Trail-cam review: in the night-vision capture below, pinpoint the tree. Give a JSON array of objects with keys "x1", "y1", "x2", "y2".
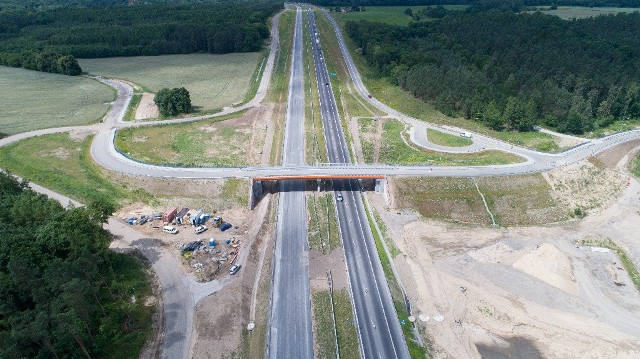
[
  {"x1": 86, "y1": 197, "x2": 116, "y2": 227},
  {"x1": 56, "y1": 55, "x2": 82, "y2": 76},
  {"x1": 154, "y1": 87, "x2": 192, "y2": 117}
]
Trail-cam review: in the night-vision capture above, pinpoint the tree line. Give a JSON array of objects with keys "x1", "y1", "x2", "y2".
[
  {"x1": 0, "y1": 50, "x2": 82, "y2": 75},
  {"x1": 310, "y1": 0, "x2": 640, "y2": 7},
  {"x1": 0, "y1": 1, "x2": 281, "y2": 74},
  {"x1": 345, "y1": 10, "x2": 640, "y2": 133},
  {"x1": 0, "y1": 172, "x2": 153, "y2": 358}
]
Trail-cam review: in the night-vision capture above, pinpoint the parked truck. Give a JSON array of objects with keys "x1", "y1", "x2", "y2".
[{"x1": 162, "y1": 208, "x2": 177, "y2": 223}]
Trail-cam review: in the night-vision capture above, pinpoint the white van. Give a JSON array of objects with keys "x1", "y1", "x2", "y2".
[{"x1": 163, "y1": 226, "x2": 178, "y2": 234}]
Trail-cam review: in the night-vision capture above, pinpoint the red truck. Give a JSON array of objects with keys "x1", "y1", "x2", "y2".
[{"x1": 162, "y1": 208, "x2": 177, "y2": 223}]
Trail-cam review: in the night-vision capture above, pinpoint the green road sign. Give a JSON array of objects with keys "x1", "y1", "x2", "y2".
[{"x1": 330, "y1": 71, "x2": 337, "y2": 77}]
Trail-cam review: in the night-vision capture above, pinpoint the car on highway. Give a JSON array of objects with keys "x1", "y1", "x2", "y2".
[
  {"x1": 336, "y1": 193, "x2": 343, "y2": 202},
  {"x1": 194, "y1": 225, "x2": 207, "y2": 234},
  {"x1": 229, "y1": 264, "x2": 241, "y2": 275}
]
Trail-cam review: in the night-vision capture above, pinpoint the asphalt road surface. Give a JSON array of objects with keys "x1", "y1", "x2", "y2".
[
  {"x1": 267, "y1": 7, "x2": 314, "y2": 359},
  {"x1": 308, "y1": 9, "x2": 411, "y2": 358}
]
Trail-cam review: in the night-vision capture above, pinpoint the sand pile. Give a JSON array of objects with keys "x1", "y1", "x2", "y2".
[{"x1": 512, "y1": 243, "x2": 577, "y2": 294}]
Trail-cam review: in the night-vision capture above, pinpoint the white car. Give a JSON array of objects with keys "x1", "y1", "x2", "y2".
[
  {"x1": 336, "y1": 193, "x2": 343, "y2": 202},
  {"x1": 163, "y1": 226, "x2": 178, "y2": 234},
  {"x1": 229, "y1": 264, "x2": 241, "y2": 275},
  {"x1": 194, "y1": 225, "x2": 207, "y2": 234}
]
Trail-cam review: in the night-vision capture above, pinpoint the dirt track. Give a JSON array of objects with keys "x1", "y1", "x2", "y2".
[{"x1": 373, "y1": 143, "x2": 640, "y2": 359}]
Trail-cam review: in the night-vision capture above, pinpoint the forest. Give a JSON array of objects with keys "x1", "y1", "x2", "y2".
[
  {"x1": 345, "y1": 10, "x2": 640, "y2": 133},
  {"x1": 0, "y1": 1, "x2": 281, "y2": 74},
  {"x1": 0, "y1": 173, "x2": 154, "y2": 358},
  {"x1": 311, "y1": 0, "x2": 640, "y2": 7}
]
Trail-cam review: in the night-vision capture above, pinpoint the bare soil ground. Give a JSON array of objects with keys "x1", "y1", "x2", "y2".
[
  {"x1": 135, "y1": 93, "x2": 159, "y2": 120},
  {"x1": 374, "y1": 142, "x2": 640, "y2": 359}
]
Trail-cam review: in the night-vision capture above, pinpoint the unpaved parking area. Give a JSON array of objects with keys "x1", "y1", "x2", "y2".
[
  {"x1": 135, "y1": 93, "x2": 159, "y2": 120},
  {"x1": 373, "y1": 143, "x2": 640, "y2": 359}
]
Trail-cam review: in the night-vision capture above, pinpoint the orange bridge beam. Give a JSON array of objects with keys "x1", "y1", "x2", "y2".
[{"x1": 253, "y1": 175, "x2": 384, "y2": 181}]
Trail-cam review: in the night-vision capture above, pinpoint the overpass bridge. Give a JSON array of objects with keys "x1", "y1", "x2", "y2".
[{"x1": 249, "y1": 175, "x2": 387, "y2": 209}]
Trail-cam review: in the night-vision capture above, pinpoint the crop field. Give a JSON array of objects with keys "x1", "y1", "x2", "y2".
[
  {"x1": 0, "y1": 66, "x2": 114, "y2": 136},
  {"x1": 79, "y1": 53, "x2": 261, "y2": 112},
  {"x1": 359, "y1": 119, "x2": 524, "y2": 166},
  {"x1": 393, "y1": 175, "x2": 568, "y2": 226},
  {"x1": 115, "y1": 109, "x2": 268, "y2": 168},
  {"x1": 533, "y1": 6, "x2": 639, "y2": 19}
]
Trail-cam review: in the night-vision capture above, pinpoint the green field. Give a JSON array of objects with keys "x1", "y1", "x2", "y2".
[
  {"x1": 0, "y1": 132, "x2": 150, "y2": 205},
  {"x1": 80, "y1": 53, "x2": 261, "y2": 112},
  {"x1": 532, "y1": 6, "x2": 639, "y2": 19},
  {"x1": 393, "y1": 175, "x2": 568, "y2": 226},
  {"x1": 115, "y1": 110, "x2": 262, "y2": 168},
  {"x1": 427, "y1": 128, "x2": 472, "y2": 147},
  {"x1": 334, "y1": 6, "x2": 467, "y2": 25},
  {"x1": 360, "y1": 119, "x2": 524, "y2": 166},
  {"x1": 0, "y1": 66, "x2": 114, "y2": 136}
]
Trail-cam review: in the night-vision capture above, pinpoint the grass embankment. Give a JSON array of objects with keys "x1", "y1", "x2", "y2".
[
  {"x1": 0, "y1": 66, "x2": 113, "y2": 135},
  {"x1": 0, "y1": 132, "x2": 151, "y2": 205},
  {"x1": 360, "y1": 119, "x2": 524, "y2": 166},
  {"x1": 580, "y1": 237, "x2": 640, "y2": 292},
  {"x1": 588, "y1": 119, "x2": 640, "y2": 139},
  {"x1": 80, "y1": 53, "x2": 261, "y2": 113},
  {"x1": 326, "y1": 11, "x2": 562, "y2": 152},
  {"x1": 363, "y1": 198, "x2": 427, "y2": 359},
  {"x1": 394, "y1": 175, "x2": 568, "y2": 226},
  {"x1": 427, "y1": 128, "x2": 472, "y2": 147},
  {"x1": 115, "y1": 110, "x2": 260, "y2": 168},
  {"x1": 307, "y1": 193, "x2": 341, "y2": 253},
  {"x1": 124, "y1": 93, "x2": 143, "y2": 121},
  {"x1": 268, "y1": 10, "x2": 295, "y2": 165},
  {"x1": 632, "y1": 152, "x2": 640, "y2": 179},
  {"x1": 241, "y1": 50, "x2": 270, "y2": 105}
]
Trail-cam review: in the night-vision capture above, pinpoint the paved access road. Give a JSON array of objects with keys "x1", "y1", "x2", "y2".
[
  {"x1": 267, "y1": 7, "x2": 314, "y2": 359},
  {"x1": 308, "y1": 9, "x2": 411, "y2": 358}
]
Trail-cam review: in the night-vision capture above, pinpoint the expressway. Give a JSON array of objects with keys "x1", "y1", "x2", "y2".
[
  {"x1": 308, "y1": 9, "x2": 411, "y2": 358},
  {"x1": 267, "y1": 7, "x2": 314, "y2": 359}
]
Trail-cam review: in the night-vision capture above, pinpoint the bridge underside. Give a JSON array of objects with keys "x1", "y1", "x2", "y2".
[{"x1": 249, "y1": 175, "x2": 386, "y2": 209}]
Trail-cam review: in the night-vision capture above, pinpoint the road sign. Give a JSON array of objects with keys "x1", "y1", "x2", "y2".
[{"x1": 330, "y1": 71, "x2": 337, "y2": 77}]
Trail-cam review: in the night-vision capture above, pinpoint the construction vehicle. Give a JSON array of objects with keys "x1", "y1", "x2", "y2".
[{"x1": 212, "y1": 216, "x2": 223, "y2": 228}]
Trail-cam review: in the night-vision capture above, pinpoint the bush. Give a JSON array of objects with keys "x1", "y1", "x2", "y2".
[{"x1": 154, "y1": 87, "x2": 192, "y2": 117}]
